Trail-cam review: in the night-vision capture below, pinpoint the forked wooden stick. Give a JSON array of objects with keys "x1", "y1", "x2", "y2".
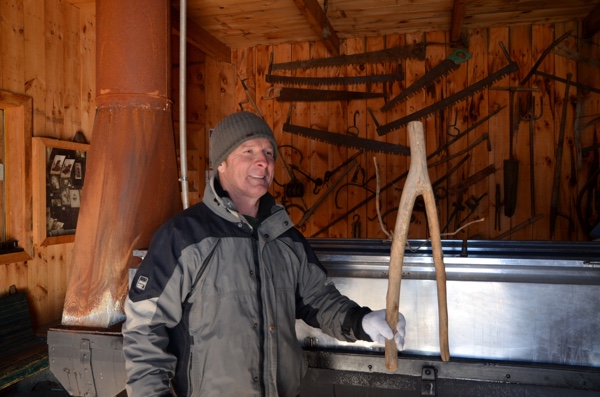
[{"x1": 385, "y1": 121, "x2": 450, "y2": 371}]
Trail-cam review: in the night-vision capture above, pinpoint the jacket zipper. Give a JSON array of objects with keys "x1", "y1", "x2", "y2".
[
  {"x1": 187, "y1": 346, "x2": 194, "y2": 395},
  {"x1": 251, "y1": 233, "x2": 266, "y2": 396},
  {"x1": 184, "y1": 241, "x2": 221, "y2": 396}
]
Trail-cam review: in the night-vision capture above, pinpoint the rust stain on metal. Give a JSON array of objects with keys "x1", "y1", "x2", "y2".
[{"x1": 62, "y1": 0, "x2": 182, "y2": 328}]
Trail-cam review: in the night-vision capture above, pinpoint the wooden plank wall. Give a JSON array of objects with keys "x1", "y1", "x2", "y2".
[
  {"x1": 0, "y1": 0, "x2": 94, "y2": 326},
  {"x1": 224, "y1": 22, "x2": 599, "y2": 242},
  {"x1": 1, "y1": 1, "x2": 599, "y2": 330}
]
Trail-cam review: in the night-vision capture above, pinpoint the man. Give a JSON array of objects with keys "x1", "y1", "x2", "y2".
[{"x1": 123, "y1": 111, "x2": 406, "y2": 397}]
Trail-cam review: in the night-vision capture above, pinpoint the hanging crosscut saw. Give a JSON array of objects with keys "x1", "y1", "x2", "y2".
[
  {"x1": 266, "y1": 71, "x2": 405, "y2": 87},
  {"x1": 265, "y1": 86, "x2": 385, "y2": 102},
  {"x1": 377, "y1": 42, "x2": 518, "y2": 136},
  {"x1": 381, "y1": 48, "x2": 471, "y2": 112},
  {"x1": 266, "y1": 52, "x2": 405, "y2": 86},
  {"x1": 269, "y1": 42, "x2": 427, "y2": 72},
  {"x1": 282, "y1": 107, "x2": 410, "y2": 155}
]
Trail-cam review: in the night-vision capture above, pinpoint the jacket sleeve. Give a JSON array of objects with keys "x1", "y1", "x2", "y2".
[
  {"x1": 122, "y1": 223, "x2": 189, "y2": 397},
  {"x1": 293, "y1": 233, "x2": 373, "y2": 342}
]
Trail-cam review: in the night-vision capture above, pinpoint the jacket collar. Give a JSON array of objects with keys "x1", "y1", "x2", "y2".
[{"x1": 204, "y1": 176, "x2": 294, "y2": 238}]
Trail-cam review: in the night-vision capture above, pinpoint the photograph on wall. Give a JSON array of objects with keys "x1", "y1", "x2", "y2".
[
  {"x1": 74, "y1": 162, "x2": 83, "y2": 180},
  {"x1": 50, "y1": 175, "x2": 61, "y2": 192},
  {"x1": 45, "y1": 146, "x2": 87, "y2": 237},
  {"x1": 50, "y1": 154, "x2": 66, "y2": 175},
  {"x1": 70, "y1": 189, "x2": 81, "y2": 208},
  {"x1": 61, "y1": 159, "x2": 75, "y2": 178}
]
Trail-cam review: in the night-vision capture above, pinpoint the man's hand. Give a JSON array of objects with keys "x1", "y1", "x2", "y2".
[{"x1": 362, "y1": 309, "x2": 406, "y2": 350}]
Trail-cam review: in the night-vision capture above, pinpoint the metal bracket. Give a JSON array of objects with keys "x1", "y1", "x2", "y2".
[
  {"x1": 80, "y1": 339, "x2": 97, "y2": 397},
  {"x1": 421, "y1": 366, "x2": 436, "y2": 396}
]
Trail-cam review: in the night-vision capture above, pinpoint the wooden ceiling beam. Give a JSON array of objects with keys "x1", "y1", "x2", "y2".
[
  {"x1": 450, "y1": 0, "x2": 467, "y2": 46},
  {"x1": 583, "y1": 3, "x2": 600, "y2": 39},
  {"x1": 292, "y1": 0, "x2": 340, "y2": 56},
  {"x1": 171, "y1": 7, "x2": 231, "y2": 63}
]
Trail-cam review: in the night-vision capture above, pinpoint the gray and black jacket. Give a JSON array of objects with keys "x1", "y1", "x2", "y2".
[{"x1": 123, "y1": 177, "x2": 372, "y2": 397}]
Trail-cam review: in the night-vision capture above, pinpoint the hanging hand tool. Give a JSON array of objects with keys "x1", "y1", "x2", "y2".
[
  {"x1": 442, "y1": 192, "x2": 466, "y2": 234},
  {"x1": 284, "y1": 178, "x2": 305, "y2": 198},
  {"x1": 428, "y1": 154, "x2": 471, "y2": 201},
  {"x1": 282, "y1": 106, "x2": 411, "y2": 155},
  {"x1": 495, "y1": 184, "x2": 502, "y2": 231},
  {"x1": 520, "y1": 94, "x2": 543, "y2": 216},
  {"x1": 569, "y1": 138, "x2": 578, "y2": 188},
  {"x1": 552, "y1": 44, "x2": 600, "y2": 68},
  {"x1": 490, "y1": 85, "x2": 540, "y2": 217},
  {"x1": 334, "y1": 178, "x2": 374, "y2": 210},
  {"x1": 352, "y1": 214, "x2": 362, "y2": 238},
  {"x1": 457, "y1": 193, "x2": 488, "y2": 231},
  {"x1": 311, "y1": 107, "x2": 507, "y2": 237},
  {"x1": 296, "y1": 160, "x2": 359, "y2": 227},
  {"x1": 385, "y1": 121, "x2": 449, "y2": 372},
  {"x1": 428, "y1": 132, "x2": 491, "y2": 169},
  {"x1": 322, "y1": 150, "x2": 364, "y2": 184},
  {"x1": 576, "y1": 132, "x2": 599, "y2": 237},
  {"x1": 289, "y1": 164, "x2": 325, "y2": 195},
  {"x1": 265, "y1": 86, "x2": 385, "y2": 102},
  {"x1": 573, "y1": 93, "x2": 583, "y2": 171},
  {"x1": 239, "y1": 75, "x2": 263, "y2": 117},
  {"x1": 377, "y1": 42, "x2": 518, "y2": 136},
  {"x1": 381, "y1": 48, "x2": 471, "y2": 112},
  {"x1": 520, "y1": 30, "x2": 572, "y2": 85},
  {"x1": 503, "y1": 84, "x2": 521, "y2": 215},
  {"x1": 346, "y1": 110, "x2": 360, "y2": 136},
  {"x1": 265, "y1": 49, "x2": 404, "y2": 86},
  {"x1": 550, "y1": 73, "x2": 572, "y2": 239},
  {"x1": 269, "y1": 42, "x2": 427, "y2": 72},
  {"x1": 266, "y1": 69, "x2": 405, "y2": 86},
  {"x1": 276, "y1": 144, "x2": 310, "y2": 210},
  {"x1": 493, "y1": 214, "x2": 544, "y2": 240},
  {"x1": 266, "y1": 72, "x2": 405, "y2": 87},
  {"x1": 533, "y1": 70, "x2": 600, "y2": 95},
  {"x1": 446, "y1": 164, "x2": 497, "y2": 197}
]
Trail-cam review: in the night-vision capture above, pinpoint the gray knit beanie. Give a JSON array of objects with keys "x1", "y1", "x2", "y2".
[{"x1": 209, "y1": 111, "x2": 277, "y2": 168}]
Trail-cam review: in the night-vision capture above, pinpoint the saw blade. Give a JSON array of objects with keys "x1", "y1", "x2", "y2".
[
  {"x1": 282, "y1": 122, "x2": 410, "y2": 155},
  {"x1": 377, "y1": 59, "x2": 519, "y2": 136},
  {"x1": 265, "y1": 72, "x2": 404, "y2": 87},
  {"x1": 381, "y1": 48, "x2": 471, "y2": 112},
  {"x1": 266, "y1": 87, "x2": 385, "y2": 102},
  {"x1": 271, "y1": 42, "x2": 427, "y2": 71}
]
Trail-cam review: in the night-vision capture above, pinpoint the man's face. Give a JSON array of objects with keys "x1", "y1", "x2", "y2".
[{"x1": 217, "y1": 138, "x2": 275, "y2": 202}]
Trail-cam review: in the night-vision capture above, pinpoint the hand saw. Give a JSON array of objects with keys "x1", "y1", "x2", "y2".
[
  {"x1": 270, "y1": 42, "x2": 427, "y2": 72},
  {"x1": 381, "y1": 48, "x2": 471, "y2": 112},
  {"x1": 265, "y1": 86, "x2": 385, "y2": 102},
  {"x1": 283, "y1": 122, "x2": 410, "y2": 155},
  {"x1": 266, "y1": 72, "x2": 405, "y2": 87},
  {"x1": 266, "y1": 52, "x2": 404, "y2": 86},
  {"x1": 282, "y1": 107, "x2": 410, "y2": 155},
  {"x1": 377, "y1": 42, "x2": 518, "y2": 136}
]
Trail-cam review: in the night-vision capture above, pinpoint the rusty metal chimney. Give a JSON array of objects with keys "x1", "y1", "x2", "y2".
[{"x1": 61, "y1": 0, "x2": 182, "y2": 328}]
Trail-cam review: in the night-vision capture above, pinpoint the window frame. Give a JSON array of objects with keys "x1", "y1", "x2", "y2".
[{"x1": 0, "y1": 90, "x2": 33, "y2": 264}]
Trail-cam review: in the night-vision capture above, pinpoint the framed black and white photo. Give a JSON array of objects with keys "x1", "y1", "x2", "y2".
[{"x1": 33, "y1": 137, "x2": 89, "y2": 246}]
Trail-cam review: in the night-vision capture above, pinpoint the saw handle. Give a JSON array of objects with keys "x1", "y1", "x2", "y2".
[{"x1": 264, "y1": 86, "x2": 281, "y2": 100}]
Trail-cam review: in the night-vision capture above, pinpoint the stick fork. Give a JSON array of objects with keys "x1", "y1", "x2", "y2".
[{"x1": 385, "y1": 121, "x2": 450, "y2": 371}]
